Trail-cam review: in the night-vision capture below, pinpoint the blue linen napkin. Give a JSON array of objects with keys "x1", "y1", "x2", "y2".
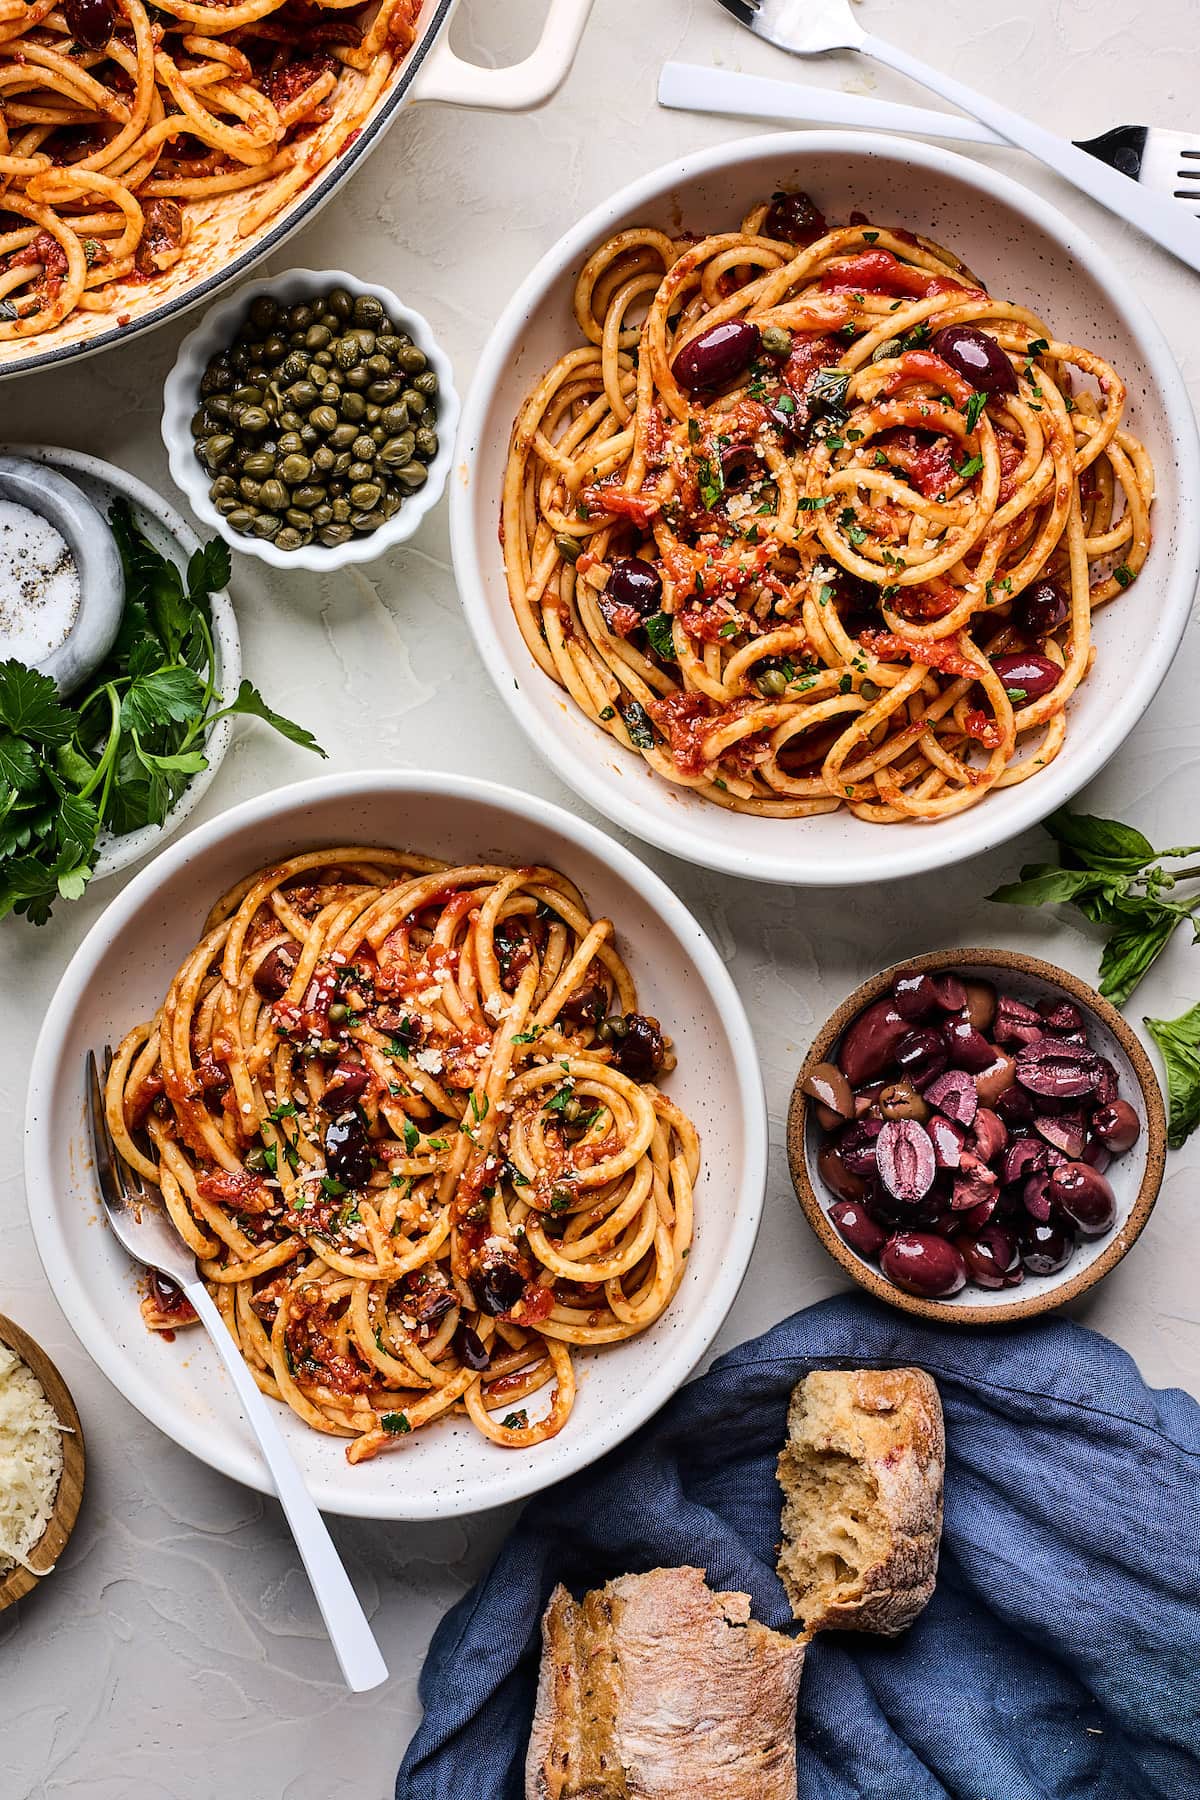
[{"x1": 397, "y1": 1293, "x2": 1200, "y2": 1800}]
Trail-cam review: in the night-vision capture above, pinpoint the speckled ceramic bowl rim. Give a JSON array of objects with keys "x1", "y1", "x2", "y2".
[
  {"x1": 787, "y1": 948, "x2": 1167, "y2": 1324},
  {"x1": 24, "y1": 769, "x2": 768, "y2": 1518},
  {"x1": 162, "y1": 269, "x2": 459, "y2": 573},
  {"x1": 453, "y1": 130, "x2": 1200, "y2": 887},
  {"x1": 0, "y1": 443, "x2": 240, "y2": 881}
]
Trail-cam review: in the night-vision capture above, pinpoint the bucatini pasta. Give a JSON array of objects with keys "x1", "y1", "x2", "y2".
[
  {"x1": 105, "y1": 847, "x2": 699, "y2": 1461},
  {"x1": 502, "y1": 188, "x2": 1153, "y2": 823}
]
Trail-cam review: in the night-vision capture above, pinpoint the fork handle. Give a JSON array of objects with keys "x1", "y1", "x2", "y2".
[
  {"x1": 183, "y1": 1277, "x2": 388, "y2": 1693},
  {"x1": 859, "y1": 31, "x2": 1200, "y2": 276}
]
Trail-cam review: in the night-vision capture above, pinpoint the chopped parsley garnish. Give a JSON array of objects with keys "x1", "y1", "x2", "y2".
[
  {"x1": 381, "y1": 1413, "x2": 412, "y2": 1435},
  {"x1": 621, "y1": 700, "x2": 655, "y2": 750},
  {"x1": 403, "y1": 1118, "x2": 419, "y2": 1153},
  {"x1": 956, "y1": 454, "x2": 984, "y2": 481},
  {"x1": 963, "y1": 391, "x2": 988, "y2": 432},
  {"x1": 796, "y1": 496, "x2": 831, "y2": 511},
  {"x1": 1114, "y1": 564, "x2": 1133, "y2": 588},
  {"x1": 643, "y1": 612, "x2": 677, "y2": 661}
]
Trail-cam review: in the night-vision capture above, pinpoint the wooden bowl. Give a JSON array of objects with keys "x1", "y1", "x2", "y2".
[
  {"x1": 787, "y1": 949, "x2": 1167, "y2": 1325},
  {"x1": 0, "y1": 1315, "x2": 85, "y2": 1610}
]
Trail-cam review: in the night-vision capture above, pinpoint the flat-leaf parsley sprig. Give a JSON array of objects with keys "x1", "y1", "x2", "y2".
[
  {"x1": 988, "y1": 808, "x2": 1200, "y2": 1146},
  {"x1": 0, "y1": 500, "x2": 324, "y2": 924}
]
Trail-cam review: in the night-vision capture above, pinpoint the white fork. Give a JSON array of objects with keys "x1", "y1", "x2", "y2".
[{"x1": 712, "y1": 0, "x2": 1200, "y2": 276}]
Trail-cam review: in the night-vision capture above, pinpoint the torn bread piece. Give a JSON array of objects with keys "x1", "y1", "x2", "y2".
[
  {"x1": 777, "y1": 1367, "x2": 944, "y2": 1637},
  {"x1": 525, "y1": 1565, "x2": 806, "y2": 1799}
]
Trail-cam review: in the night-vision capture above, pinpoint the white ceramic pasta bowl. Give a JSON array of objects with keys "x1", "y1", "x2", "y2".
[
  {"x1": 452, "y1": 131, "x2": 1200, "y2": 887},
  {"x1": 163, "y1": 269, "x2": 459, "y2": 573},
  {"x1": 24, "y1": 771, "x2": 767, "y2": 1520}
]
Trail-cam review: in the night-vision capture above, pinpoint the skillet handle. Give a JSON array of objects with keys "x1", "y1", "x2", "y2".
[{"x1": 409, "y1": 0, "x2": 594, "y2": 112}]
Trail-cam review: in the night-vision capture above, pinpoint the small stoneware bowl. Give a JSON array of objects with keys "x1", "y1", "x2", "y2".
[
  {"x1": 0, "y1": 1313, "x2": 85, "y2": 1611},
  {"x1": 787, "y1": 948, "x2": 1167, "y2": 1324},
  {"x1": 0, "y1": 453, "x2": 123, "y2": 692},
  {"x1": 162, "y1": 268, "x2": 459, "y2": 573}
]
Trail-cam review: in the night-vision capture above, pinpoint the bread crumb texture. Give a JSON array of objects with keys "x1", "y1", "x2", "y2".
[
  {"x1": 526, "y1": 1565, "x2": 806, "y2": 1799},
  {"x1": 776, "y1": 1367, "x2": 945, "y2": 1638}
]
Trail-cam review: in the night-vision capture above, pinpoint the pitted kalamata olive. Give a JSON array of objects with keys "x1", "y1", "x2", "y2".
[
  {"x1": 1003, "y1": 1135, "x2": 1048, "y2": 1186},
  {"x1": 1094, "y1": 1058, "x2": 1120, "y2": 1107},
  {"x1": 763, "y1": 190, "x2": 828, "y2": 245},
  {"x1": 253, "y1": 939, "x2": 301, "y2": 999},
  {"x1": 975, "y1": 1051, "x2": 1017, "y2": 1105},
  {"x1": 995, "y1": 1083, "x2": 1035, "y2": 1126},
  {"x1": 892, "y1": 971, "x2": 940, "y2": 1020},
  {"x1": 609, "y1": 1012, "x2": 666, "y2": 1081},
  {"x1": 942, "y1": 1017, "x2": 995, "y2": 1074},
  {"x1": 930, "y1": 972, "x2": 969, "y2": 1012},
  {"x1": 1015, "y1": 1039, "x2": 1101, "y2": 1098},
  {"x1": 860, "y1": 1176, "x2": 908, "y2": 1228},
  {"x1": 881, "y1": 1231, "x2": 968, "y2": 1297},
  {"x1": 324, "y1": 1112, "x2": 373, "y2": 1188},
  {"x1": 1082, "y1": 1138, "x2": 1112, "y2": 1173},
  {"x1": 818, "y1": 1141, "x2": 865, "y2": 1203},
  {"x1": 1023, "y1": 1171, "x2": 1054, "y2": 1222},
  {"x1": 320, "y1": 1061, "x2": 369, "y2": 1113},
  {"x1": 990, "y1": 653, "x2": 1061, "y2": 704},
  {"x1": 1038, "y1": 996, "x2": 1086, "y2": 1035},
  {"x1": 1047, "y1": 1161, "x2": 1116, "y2": 1237},
  {"x1": 478, "y1": 1252, "x2": 527, "y2": 1317},
  {"x1": 876, "y1": 1118, "x2": 936, "y2": 1204},
  {"x1": 1091, "y1": 1098, "x2": 1140, "y2": 1153},
  {"x1": 895, "y1": 1026, "x2": 948, "y2": 1085},
  {"x1": 802, "y1": 1060, "x2": 855, "y2": 1121},
  {"x1": 928, "y1": 1112, "x2": 966, "y2": 1170},
  {"x1": 605, "y1": 556, "x2": 661, "y2": 616},
  {"x1": 970, "y1": 1107, "x2": 1008, "y2": 1165},
  {"x1": 993, "y1": 995, "x2": 1045, "y2": 1048},
  {"x1": 924, "y1": 1068, "x2": 979, "y2": 1127},
  {"x1": 1020, "y1": 1217, "x2": 1076, "y2": 1275},
  {"x1": 719, "y1": 442, "x2": 761, "y2": 488},
  {"x1": 558, "y1": 981, "x2": 607, "y2": 1034},
  {"x1": 930, "y1": 324, "x2": 1018, "y2": 395},
  {"x1": 956, "y1": 1191, "x2": 1000, "y2": 1233},
  {"x1": 1015, "y1": 578, "x2": 1070, "y2": 639},
  {"x1": 961, "y1": 1225, "x2": 1022, "y2": 1289},
  {"x1": 837, "y1": 999, "x2": 910, "y2": 1086},
  {"x1": 838, "y1": 1117, "x2": 883, "y2": 1178},
  {"x1": 878, "y1": 1080, "x2": 928, "y2": 1122},
  {"x1": 854, "y1": 1084, "x2": 886, "y2": 1120},
  {"x1": 1034, "y1": 1108, "x2": 1086, "y2": 1159},
  {"x1": 63, "y1": 0, "x2": 116, "y2": 47},
  {"x1": 828, "y1": 1199, "x2": 887, "y2": 1259},
  {"x1": 453, "y1": 1322, "x2": 490, "y2": 1371},
  {"x1": 672, "y1": 319, "x2": 762, "y2": 394},
  {"x1": 963, "y1": 980, "x2": 997, "y2": 1033},
  {"x1": 952, "y1": 1156, "x2": 998, "y2": 1212}
]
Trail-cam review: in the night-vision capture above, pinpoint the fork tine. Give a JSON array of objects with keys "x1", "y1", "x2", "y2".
[
  {"x1": 86, "y1": 1048, "x2": 129, "y2": 1215},
  {"x1": 712, "y1": 0, "x2": 761, "y2": 22},
  {"x1": 98, "y1": 1043, "x2": 153, "y2": 1202}
]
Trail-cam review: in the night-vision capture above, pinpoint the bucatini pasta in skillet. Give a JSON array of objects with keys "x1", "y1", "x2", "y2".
[
  {"x1": 502, "y1": 189, "x2": 1153, "y2": 822},
  {"x1": 105, "y1": 848, "x2": 699, "y2": 1461}
]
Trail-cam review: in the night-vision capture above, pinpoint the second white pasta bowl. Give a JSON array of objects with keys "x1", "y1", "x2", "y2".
[
  {"x1": 452, "y1": 132, "x2": 1200, "y2": 886},
  {"x1": 24, "y1": 770, "x2": 766, "y2": 1520}
]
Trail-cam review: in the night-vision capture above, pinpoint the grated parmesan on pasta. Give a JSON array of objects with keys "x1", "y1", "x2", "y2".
[{"x1": 0, "y1": 1343, "x2": 65, "y2": 1577}]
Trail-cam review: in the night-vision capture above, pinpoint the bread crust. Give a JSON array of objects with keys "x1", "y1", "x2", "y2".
[
  {"x1": 525, "y1": 1566, "x2": 806, "y2": 1799},
  {"x1": 776, "y1": 1366, "x2": 944, "y2": 1637}
]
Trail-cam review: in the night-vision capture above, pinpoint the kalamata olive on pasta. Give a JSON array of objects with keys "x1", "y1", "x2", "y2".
[
  {"x1": 1092, "y1": 1098, "x2": 1141, "y2": 1153},
  {"x1": 324, "y1": 1112, "x2": 373, "y2": 1188},
  {"x1": 62, "y1": 0, "x2": 115, "y2": 47},
  {"x1": 604, "y1": 557, "x2": 662, "y2": 615},
  {"x1": 478, "y1": 1250, "x2": 527, "y2": 1317},
  {"x1": 828, "y1": 1199, "x2": 887, "y2": 1259},
  {"x1": 929, "y1": 324, "x2": 1019, "y2": 395},
  {"x1": 880, "y1": 1232, "x2": 967, "y2": 1298},
  {"x1": 672, "y1": 319, "x2": 762, "y2": 394},
  {"x1": 990, "y1": 652, "x2": 1061, "y2": 703},
  {"x1": 608, "y1": 1012, "x2": 667, "y2": 1080},
  {"x1": 763, "y1": 190, "x2": 828, "y2": 245},
  {"x1": 558, "y1": 982, "x2": 607, "y2": 1034},
  {"x1": 253, "y1": 940, "x2": 300, "y2": 999},
  {"x1": 1015, "y1": 577, "x2": 1070, "y2": 638}
]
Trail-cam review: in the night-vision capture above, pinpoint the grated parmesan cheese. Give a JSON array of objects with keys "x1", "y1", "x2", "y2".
[{"x1": 0, "y1": 1342, "x2": 66, "y2": 1576}]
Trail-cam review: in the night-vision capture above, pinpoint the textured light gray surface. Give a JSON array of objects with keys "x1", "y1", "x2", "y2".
[{"x1": 2, "y1": 1, "x2": 1198, "y2": 1794}]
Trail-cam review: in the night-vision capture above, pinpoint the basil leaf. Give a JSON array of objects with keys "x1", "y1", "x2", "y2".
[
  {"x1": 988, "y1": 866, "x2": 1108, "y2": 908},
  {"x1": 1145, "y1": 1003, "x2": 1200, "y2": 1149},
  {"x1": 1098, "y1": 911, "x2": 1179, "y2": 1006},
  {"x1": 1044, "y1": 809, "x2": 1158, "y2": 873}
]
